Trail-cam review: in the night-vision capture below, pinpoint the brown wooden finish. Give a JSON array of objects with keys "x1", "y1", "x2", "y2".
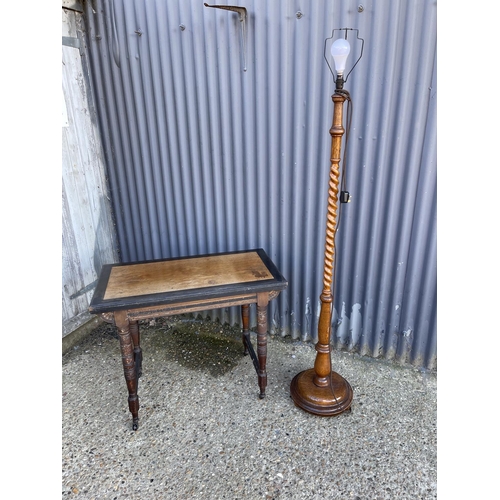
[
  {"x1": 90, "y1": 248, "x2": 284, "y2": 314},
  {"x1": 104, "y1": 251, "x2": 272, "y2": 300},
  {"x1": 242, "y1": 303, "x2": 250, "y2": 356},
  {"x1": 89, "y1": 249, "x2": 287, "y2": 430},
  {"x1": 114, "y1": 310, "x2": 140, "y2": 430},
  {"x1": 126, "y1": 293, "x2": 258, "y2": 321},
  {"x1": 290, "y1": 93, "x2": 353, "y2": 416},
  {"x1": 129, "y1": 320, "x2": 142, "y2": 378},
  {"x1": 256, "y1": 293, "x2": 270, "y2": 398}
]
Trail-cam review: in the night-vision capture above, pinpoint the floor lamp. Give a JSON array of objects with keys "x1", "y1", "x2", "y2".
[{"x1": 290, "y1": 29, "x2": 363, "y2": 416}]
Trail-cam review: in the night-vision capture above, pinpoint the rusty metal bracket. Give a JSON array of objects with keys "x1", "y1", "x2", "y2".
[
  {"x1": 69, "y1": 279, "x2": 97, "y2": 299},
  {"x1": 204, "y1": 3, "x2": 247, "y2": 71}
]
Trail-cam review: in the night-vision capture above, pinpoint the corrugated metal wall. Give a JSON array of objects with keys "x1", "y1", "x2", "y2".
[{"x1": 82, "y1": 0, "x2": 437, "y2": 369}]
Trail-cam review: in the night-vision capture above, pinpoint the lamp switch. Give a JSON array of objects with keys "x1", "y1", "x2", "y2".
[{"x1": 340, "y1": 191, "x2": 351, "y2": 203}]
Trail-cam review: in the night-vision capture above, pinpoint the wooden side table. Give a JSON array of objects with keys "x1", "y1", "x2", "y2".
[{"x1": 89, "y1": 248, "x2": 287, "y2": 430}]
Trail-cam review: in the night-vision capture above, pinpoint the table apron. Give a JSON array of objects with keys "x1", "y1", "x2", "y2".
[{"x1": 125, "y1": 293, "x2": 260, "y2": 321}]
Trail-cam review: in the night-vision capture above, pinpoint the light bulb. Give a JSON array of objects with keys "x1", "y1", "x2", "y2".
[{"x1": 330, "y1": 38, "x2": 350, "y2": 76}]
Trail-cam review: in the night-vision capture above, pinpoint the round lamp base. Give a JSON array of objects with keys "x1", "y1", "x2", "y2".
[{"x1": 290, "y1": 368, "x2": 353, "y2": 416}]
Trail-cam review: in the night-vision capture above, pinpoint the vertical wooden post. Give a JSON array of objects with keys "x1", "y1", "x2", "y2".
[
  {"x1": 241, "y1": 303, "x2": 250, "y2": 355},
  {"x1": 114, "y1": 310, "x2": 140, "y2": 430},
  {"x1": 129, "y1": 319, "x2": 142, "y2": 379},
  {"x1": 256, "y1": 292, "x2": 269, "y2": 399}
]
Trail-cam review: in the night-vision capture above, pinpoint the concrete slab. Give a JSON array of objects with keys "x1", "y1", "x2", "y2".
[{"x1": 62, "y1": 315, "x2": 437, "y2": 499}]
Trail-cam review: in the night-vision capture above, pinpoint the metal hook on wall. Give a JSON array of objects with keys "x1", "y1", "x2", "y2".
[{"x1": 204, "y1": 3, "x2": 248, "y2": 72}]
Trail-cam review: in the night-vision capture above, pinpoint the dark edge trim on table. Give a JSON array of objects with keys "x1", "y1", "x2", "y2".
[{"x1": 89, "y1": 248, "x2": 287, "y2": 314}]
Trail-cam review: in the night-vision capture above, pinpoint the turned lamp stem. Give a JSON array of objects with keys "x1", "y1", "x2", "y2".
[{"x1": 313, "y1": 92, "x2": 346, "y2": 387}]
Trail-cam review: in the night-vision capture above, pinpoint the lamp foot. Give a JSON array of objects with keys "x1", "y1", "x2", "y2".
[{"x1": 290, "y1": 368, "x2": 353, "y2": 416}]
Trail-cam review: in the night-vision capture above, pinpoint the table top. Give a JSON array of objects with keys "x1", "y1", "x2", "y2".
[{"x1": 89, "y1": 248, "x2": 287, "y2": 313}]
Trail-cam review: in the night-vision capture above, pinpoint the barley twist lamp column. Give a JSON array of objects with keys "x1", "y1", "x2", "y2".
[{"x1": 290, "y1": 30, "x2": 363, "y2": 416}]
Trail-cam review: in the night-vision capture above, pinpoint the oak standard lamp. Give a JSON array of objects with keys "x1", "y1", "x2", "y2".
[{"x1": 290, "y1": 29, "x2": 363, "y2": 416}]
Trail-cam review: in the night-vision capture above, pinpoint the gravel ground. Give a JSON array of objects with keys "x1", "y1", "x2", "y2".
[{"x1": 62, "y1": 315, "x2": 437, "y2": 499}]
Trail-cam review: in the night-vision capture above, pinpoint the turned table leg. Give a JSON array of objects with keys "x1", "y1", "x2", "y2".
[
  {"x1": 114, "y1": 311, "x2": 140, "y2": 431},
  {"x1": 129, "y1": 320, "x2": 142, "y2": 379},
  {"x1": 256, "y1": 293, "x2": 269, "y2": 399},
  {"x1": 241, "y1": 304, "x2": 250, "y2": 355}
]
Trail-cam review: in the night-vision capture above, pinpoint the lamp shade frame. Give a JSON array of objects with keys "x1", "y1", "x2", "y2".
[{"x1": 324, "y1": 28, "x2": 364, "y2": 84}]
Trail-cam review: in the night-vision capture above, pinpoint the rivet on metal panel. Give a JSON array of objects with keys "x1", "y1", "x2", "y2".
[
  {"x1": 296, "y1": 11, "x2": 303, "y2": 19},
  {"x1": 358, "y1": 5, "x2": 364, "y2": 13},
  {"x1": 179, "y1": 24, "x2": 186, "y2": 31},
  {"x1": 135, "y1": 29, "x2": 143, "y2": 36}
]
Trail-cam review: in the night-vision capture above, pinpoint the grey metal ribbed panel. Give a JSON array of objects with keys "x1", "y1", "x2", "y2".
[{"x1": 82, "y1": 0, "x2": 437, "y2": 369}]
